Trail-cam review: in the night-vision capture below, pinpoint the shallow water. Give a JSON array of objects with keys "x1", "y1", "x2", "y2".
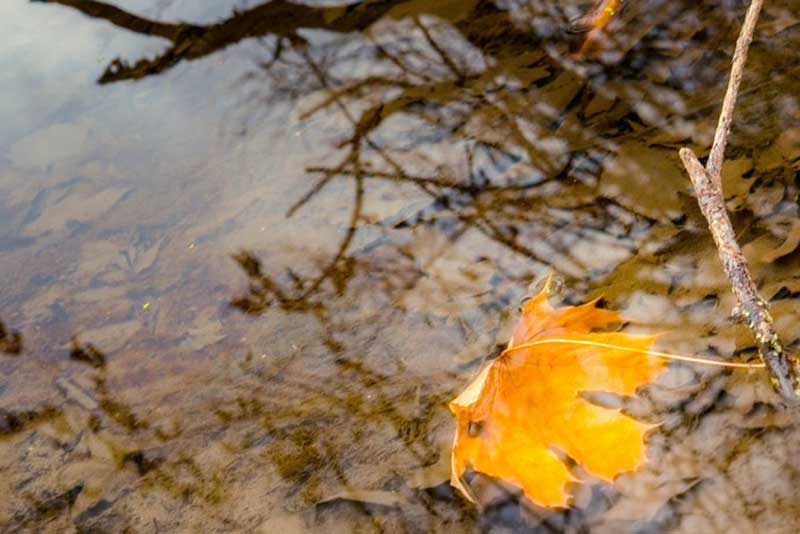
[{"x1": 2, "y1": 0, "x2": 800, "y2": 532}]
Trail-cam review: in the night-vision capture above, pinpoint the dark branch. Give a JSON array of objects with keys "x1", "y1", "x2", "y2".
[{"x1": 36, "y1": 0, "x2": 410, "y2": 83}]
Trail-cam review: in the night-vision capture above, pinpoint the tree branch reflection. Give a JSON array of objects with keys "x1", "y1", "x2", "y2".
[{"x1": 15, "y1": 0, "x2": 800, "y2": 531}]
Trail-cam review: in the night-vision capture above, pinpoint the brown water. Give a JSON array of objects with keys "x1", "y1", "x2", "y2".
[{"x1": 2, "y1": 0, "x2": 800, "y2": 532}]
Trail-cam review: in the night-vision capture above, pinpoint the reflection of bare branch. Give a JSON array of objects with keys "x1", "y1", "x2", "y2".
[
  {"x1": 232, "y1": 6, "x2": 666, "y2": 321},
  {"x1": 305, "y1": 165, "x2": 548, "y2": 193},
  {"x1": 17, "y1": 1, "x2": 800, "y2": 530},
  {"x1": 38, "y1": 0, "x2": 410, "y2": 83},
  {"x1": 297, "y1": 77, "x2": 416, "y2": 121},
  {"x1": 34, "y1": 0, "x2": 195, "y2": 40},
  {"x1": 413, "y1": 16, "x2": 464, "y2": 81}
]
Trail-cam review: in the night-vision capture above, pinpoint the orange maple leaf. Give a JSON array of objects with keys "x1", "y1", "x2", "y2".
[{"x1": 449, "y1": 277, "x2": 664, "y2": 508}]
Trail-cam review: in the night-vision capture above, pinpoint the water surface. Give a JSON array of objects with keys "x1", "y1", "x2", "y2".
[{"x1": 2, "y1": 0, "x2": 800, "y2": 532}]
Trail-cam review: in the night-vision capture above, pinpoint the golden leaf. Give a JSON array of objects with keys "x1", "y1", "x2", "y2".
[{"x1": 449, "y1": 277, "x2": 664, "y2": 508}]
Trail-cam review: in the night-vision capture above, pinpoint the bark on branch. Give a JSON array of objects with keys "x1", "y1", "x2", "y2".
[{"x1": 679, "y1": 0, "x2": 800, "y2": 399}]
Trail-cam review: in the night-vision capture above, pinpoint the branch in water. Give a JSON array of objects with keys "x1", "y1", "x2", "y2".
[{"x1": 679, "y1": 0, "x2": 800, "y2": 400}]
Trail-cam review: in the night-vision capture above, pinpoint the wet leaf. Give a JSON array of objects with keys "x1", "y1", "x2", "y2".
[
  {"x1": 449, "y1": 277, "x2": 664, "y2": 508},
  {"x1": 55, "y1": 376, "x2": 99, "y2": 411},
  {"x1": 23, "y1": 184, "x2": 131, "y2": 236},
  {"x1": 756, "y1": 127, "x2": 800, "y2": 172},
  {"x1": 744, "y1": 218, "x2": 800, "y2": 264},
  {"x1": 599, "y1": 142, "x2": 685, "y2": 219},
  {"x1": 72, "y1": 320, "x2": 141, "y2": 354},
  {"x1": 721, "y1": 158, "x2": 755, "y2": 209},
  {"x1": 384, "y1": 0, "x2": 479, "y2": 24},
  {"x1": 181, "y1": 316, "x2": 226, "y2": 351}
]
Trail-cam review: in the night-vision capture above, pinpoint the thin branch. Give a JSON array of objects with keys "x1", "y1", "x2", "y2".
[
  {"x1": 679, "y1": 0, "x2": 800, "y2": 400},
  {"x1": 705, "y1": 0, "x2": 764, "y2": 181}
]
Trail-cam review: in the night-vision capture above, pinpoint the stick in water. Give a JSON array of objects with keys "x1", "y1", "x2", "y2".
[{"x1": 678, "y1": 0, "x2": 800, "y2": 399}]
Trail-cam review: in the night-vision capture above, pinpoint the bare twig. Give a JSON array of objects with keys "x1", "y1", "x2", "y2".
[
  {"x1": 679, "y1": 0, "x2": 800, "y2": 399},
  {"x1": 705, "y1": 0, "x2": 764, "y2": 181},
  {"x1": 680, "y1": 149, "x2": 798, "y2": 398}
]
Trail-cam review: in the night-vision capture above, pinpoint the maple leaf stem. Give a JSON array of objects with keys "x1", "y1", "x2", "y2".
[{"x1": 502, "y1": 339, "x2": 766, "y2": 369}]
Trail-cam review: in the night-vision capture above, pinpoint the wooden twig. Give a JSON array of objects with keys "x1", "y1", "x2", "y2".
[
  {"x1": 679, "y1": 0, "x2": 800, "y2": 399},
  {"x1": 680, "y1": 149, "x2": 799, "y2": 398},
  {"x1": 705, "y1": 0, "x2": 764, "y2": 182}
]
